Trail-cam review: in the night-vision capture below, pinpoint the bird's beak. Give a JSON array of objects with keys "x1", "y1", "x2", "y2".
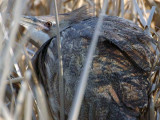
[
  {"x1": 20, "y1": 16, "x2": 49, "y2": 31},
  {"x1": 20, "y1": 16, "x2": 51, "y2": 46}
]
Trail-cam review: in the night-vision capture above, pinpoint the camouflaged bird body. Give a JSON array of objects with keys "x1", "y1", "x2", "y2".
[{"x1": 32, "y1": 16, "x2": 155, "y2": 120}]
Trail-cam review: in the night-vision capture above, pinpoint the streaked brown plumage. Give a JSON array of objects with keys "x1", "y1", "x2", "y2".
[{"x1": 22, "y1": 7, "x2": 156, "y2": 120}]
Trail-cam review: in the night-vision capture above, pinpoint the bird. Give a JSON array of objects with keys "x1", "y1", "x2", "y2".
[
  {"x1": 21, "y1": 6, "x2": 156, "y2": 120},
  {"x1": 20, "y1": 6, "x2": 91, "y2": 47}
]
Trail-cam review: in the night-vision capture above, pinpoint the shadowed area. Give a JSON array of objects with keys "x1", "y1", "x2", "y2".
[{"x1": 32, "y1": 16, "x2": 155, "y2": 120}]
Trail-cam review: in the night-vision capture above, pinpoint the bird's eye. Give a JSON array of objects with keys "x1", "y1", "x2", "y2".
[{"x1": 44, "y1": 21, "x2": 52, "y2": 28}]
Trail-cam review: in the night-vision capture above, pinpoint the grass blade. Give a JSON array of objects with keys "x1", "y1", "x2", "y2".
[{"x1": 68, "y1": 0, "x2": 108, "y2": 120}]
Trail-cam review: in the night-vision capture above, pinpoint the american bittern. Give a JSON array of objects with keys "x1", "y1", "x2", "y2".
[{"x1": 21, "y1": 6, "x2": 156, "y2": 120}]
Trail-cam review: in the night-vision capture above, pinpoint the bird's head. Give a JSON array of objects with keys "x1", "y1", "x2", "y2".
[
  {"x1": 20, "y1": 15, "x2": 57, "y2": 45},
  {"x1": 20, "y1": 6, "x2": 93, "y2": 46}
]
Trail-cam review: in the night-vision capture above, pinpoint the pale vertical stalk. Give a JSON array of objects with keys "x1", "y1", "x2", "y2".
[
  {"x1": 120, "y1": 0, "x2": 124, "y2": 17},
  {"x1": 131, "y1": 0, "x2": 137, "y2": 23},
  {"x1": 13, "y1": 63, "x2": 22, "y2": 77},
  {"x1": 0, "y1": 13, "x2": 8, "y2": 53},
  {"x1": 76, "y1": 0, "x2": 84, "y2": 8},
  {"x1": 68, "y1": 0, "x2": 108, "y2": 120},
  {"x1": 140, "y1": 0, "x2": 147, "y2": 19},
  {"x1": 53, "y1": 0, "x2": 64, "y2": 120},
  {"x1": 2, "y1": 104, "x2": 13, "y2": 120},
  {"x1": 147, "y1": 6, "x2": 156, "y2": 28},
  {"x1": 10, "y1": 49, "x2": 22, "y2": 77},
  {"x1": 24, "y1": 91, "x2": 33, "y2": 120},
  {"x1": 113, "y1": 0, "x2": 119, "y2": 16},
  {"x1": 145, "y1": 6, "x2": 155, "y2": 36},
  {"x1": 0, "y1": 0, "x2": 26, "y2": 105},
  {"x1": 133, "y1": 0, "x2": 146, "y2": 27},
  {"x1": 35, "y1": 85, "x2": 49, "y2": 120},
  {"x1": 14, "y1": 71, "x2": 31, "y2": 120},
  {"x1": 50, "y1": 1, "x2": 54, "y2": 15},
  {"x1": 14, "y1": 82, "x2": 27, "y2": 120},
  {"x1": 0, "y1": 0, "x2": 11, "y2": 52},
  {"x1": 10, "y1": 91, "x2": 16, "y2": 115},
  {"x1": 150, "y1": 95, "x2": 155, "y2": 120}
]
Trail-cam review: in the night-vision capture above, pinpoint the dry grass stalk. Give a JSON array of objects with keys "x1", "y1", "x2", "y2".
[
  {"x1": 7, "y1": 77, "x2": 23, "y2": 84},
  {"x1": 24, "y1": 91, "x2": 33, "y2": 120},
  {"x1": 68, "y1": 0, "x2": 109, "y2": 120},
  {"x1": 0, "y1": 0, "x2": 26, "y2": 114},
  {"x1": 35, "y1": 85, "x2": 51, "y2": 120},
  {"x1": 52, "y1": 0, "x2": 65, "y2": 120},
  {"x1": 14, "y1": 82, "x2": 27, "y2": 120}
]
